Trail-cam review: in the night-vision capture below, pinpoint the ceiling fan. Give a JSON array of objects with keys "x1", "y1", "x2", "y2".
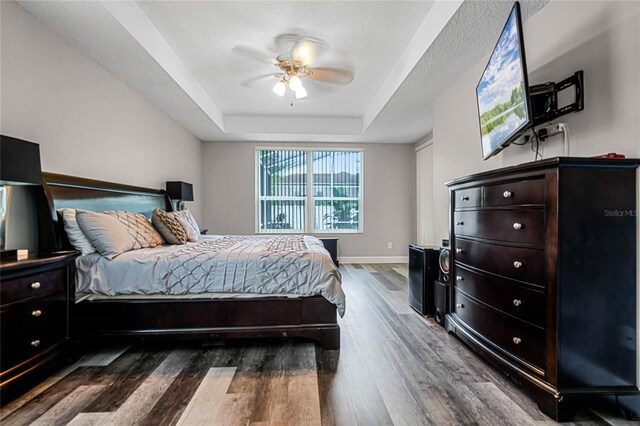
[{"x1": 232, "y1": 33, "x2": 355, "y2": 100}]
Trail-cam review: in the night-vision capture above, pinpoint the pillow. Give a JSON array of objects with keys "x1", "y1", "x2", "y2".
[
  {"x1": 104, "y1": 211, "x2": 165, "y2": 249},
  {"x1": 152, "y1": 208, "x2": 187, "y2": 244},
  {"x1": 76, "y1": 211, "x2": 135, "y2": 259},
  {"x1": 57, "y1": 208, "x2": 97, "y2": 256},
  {"x1": 176, "y1": 216, "x2": 198, "y2": 242},
  {"x1": 173, "y1": 209, "x2": 200, "y2": 241},
  {"x1": 181, "y1": 209, "x2": 201, "y2": 236}
]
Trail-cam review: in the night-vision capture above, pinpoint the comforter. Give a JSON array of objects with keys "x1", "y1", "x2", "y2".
[{"x1": 75, "y1": 234, "x2": 345, "y2": 316}]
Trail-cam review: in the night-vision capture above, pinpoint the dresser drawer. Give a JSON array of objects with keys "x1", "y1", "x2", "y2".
[
  {"x1": 455, "y1": 238, "x2": 545, "y2": 285},
  {"x1": 0, "y1": 267, "x2": 66, "y2": 306},
  {"x1": 455, "y1": 187, "x2": 481, "y2": 209},
  {"x1": 454, "y1": 209, "x2": 545, "y2": 246},
  {"x1": 454, "y1": 266, "x2": 545, "y2": 327},
  {"x1": 453, "y1": 289, "x2": 545, "y2": 369},
  {"x1": 483, "y1": 179, "x2": 545, "y2": 207},
  {"x1": 0, "y1": 321, "x2": 66, "y2": 372},
  {"x1": 1, "y1": 292, "x2": 66, "y2": 337}
]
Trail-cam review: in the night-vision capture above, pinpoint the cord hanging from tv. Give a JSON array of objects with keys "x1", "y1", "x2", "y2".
[{"x1": 475, "y1": 1, "x2": 585, "y2": 160}]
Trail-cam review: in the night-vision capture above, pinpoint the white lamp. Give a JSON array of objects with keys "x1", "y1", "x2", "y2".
[
  {"x1": 295, "y1": 85, "x2": 307, "y2": 99},
  {"x1": 272, "y1": 81, "x2": 286, "y2": 97},
  {"x1": 289, "y1": 75, "x2": 302, "y2": 91}
]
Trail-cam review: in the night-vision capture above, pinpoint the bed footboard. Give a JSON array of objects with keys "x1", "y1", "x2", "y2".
[{"x1": 74, "y1": 295, "x2": 340, "y2": 349}]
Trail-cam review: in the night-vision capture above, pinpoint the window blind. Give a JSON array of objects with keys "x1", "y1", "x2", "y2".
[{"x1": 256, "y1": 148, "x2": 362, "y2": 233}]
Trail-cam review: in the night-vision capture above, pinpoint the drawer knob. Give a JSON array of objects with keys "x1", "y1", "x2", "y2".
[
  {"x1": 456, "y1": 276, "x2": 463, "y2": 281},
  {"x1": 31, "y1": 309, "x2": 42, "y2": 317},
  {"x1": 30, "y1": 339, "x2": 41, "y2": 348},
  {"x1": 503, "y1": 191, "x2": 513, "y2": 198},
  {"x1": 513, "y1": 299, "x2": 522, "y2": 307},
  {"x1": 456, "y1": 303, "x2": 464, "y2": 309},
  {"x1": 513, "y1": 261, "x2": 523, "y2": 269},
  {"x1": 513, "y1": 222, "x2": 523, "y2": 230},
  {"x1": 31, "y1": 282, "x2": 41, "y2": 289},
  {"x1": 456, "y1": 221, "x2": 464, "y2": 226},
  {"x1": 460, "y1": 196, "x2": 469, "y2": 201},
  {"x1": 455, "y1": 248, "x2": 463, "y2": 254},
  {"x1": 513, "y1": 337, "x2": 522, "y2": 345}
]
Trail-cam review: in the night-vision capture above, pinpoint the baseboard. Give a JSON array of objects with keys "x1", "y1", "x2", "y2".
[{"x1": 339, "y1": 256, "x2": 408, "y2": 264}]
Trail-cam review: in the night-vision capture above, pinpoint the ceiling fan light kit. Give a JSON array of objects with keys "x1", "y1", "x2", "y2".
[{"x1": 270, "y1": 62, "x2": 309, "y2": 99}]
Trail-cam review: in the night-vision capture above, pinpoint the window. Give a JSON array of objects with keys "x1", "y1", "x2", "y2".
[{"x1": 256, "y1": 148, "x2": 363, "y2": 233}]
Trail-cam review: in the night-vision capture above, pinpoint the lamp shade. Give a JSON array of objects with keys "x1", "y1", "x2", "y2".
[
  {"x1": 166, "y1": 181, "x2": 194, "y2": 201},
  {"x1": 1, "y1": 135, "x2": 42, "y2": 185}
]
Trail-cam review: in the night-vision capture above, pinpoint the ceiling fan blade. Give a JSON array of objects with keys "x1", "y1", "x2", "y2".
[
  {"x1": 273, "y1": 33, "x2": 323, "y2": 51},
  {"x1": 273, "y1": 33, "x2": 328, "y2": 66},
  {"x1": 273, "y1": 33, "x2": 303, "y2": 52},
  {"x1": 301, "y1": 78, "x2": 342, "y2": 98},
  {"x1": 240, "y1": 73, "x2": 280, "y2": 88},
  {"x1": 231, "y1": 45, "x2": 277, "y2": 65},
  {"x1": 308, "y1": 67, "x2": 354, "y2": 85}
]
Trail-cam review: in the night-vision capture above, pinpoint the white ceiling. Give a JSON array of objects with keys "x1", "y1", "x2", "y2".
[
  {"x1": 16, "y1": 0, "x2": 549, "y2": 144},
  {"x1": 138, "y1": 1, "x2": 433, "y2": 117}
]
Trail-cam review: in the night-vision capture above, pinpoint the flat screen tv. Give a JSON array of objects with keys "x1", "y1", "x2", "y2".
[{"x1": 476, "y1": 2, "x2": 532, "y2": 160}]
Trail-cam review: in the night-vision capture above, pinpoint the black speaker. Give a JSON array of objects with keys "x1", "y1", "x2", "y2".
[
  {"x1": 434, "y1": 244, "x2": 451, "y2": 326},
  {"x1": 434, "y1": 279, "x2": 448, "y2": 326},
  {"x1": 438, "y1": 246, "x2": 450, "y2": 284}
]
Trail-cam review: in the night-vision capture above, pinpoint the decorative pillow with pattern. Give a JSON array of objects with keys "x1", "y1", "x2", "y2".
[
  {"x1": 104, "y1": 211, "x2": 165, "y2": 249},
  {"x1": 173, "y1": 209, "x2": 201, "y2": 241},
  {"x1": 180, "y1": 209, "x2": 201, "y2": 235},
  {"x1": 175, "y1": 215, "x2": 198, "y2": 242},
  {"x1": 151, "y1": 208, "x2": 187, "y2": 245}
]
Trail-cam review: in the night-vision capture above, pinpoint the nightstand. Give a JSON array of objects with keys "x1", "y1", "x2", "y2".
[
  {"x1": 0, "y1": 251, "x2": 78, "y2": 400},
  {"x1": 319, "y1": 238, "x2": 339, "y2": 268}
]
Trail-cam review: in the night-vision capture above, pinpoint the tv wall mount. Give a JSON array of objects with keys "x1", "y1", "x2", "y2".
[{"x1": 529, "y1": 70, "x2": 584, "y2": 129}]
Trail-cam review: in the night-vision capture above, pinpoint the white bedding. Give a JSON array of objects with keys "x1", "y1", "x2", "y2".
[{"x1": 75, "y1": 234, "x2": 345, "y2": 316}]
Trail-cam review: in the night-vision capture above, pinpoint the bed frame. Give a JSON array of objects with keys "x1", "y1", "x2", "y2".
[{"x1": 39, "y1": 172, "x2": 340, "y2": 349}]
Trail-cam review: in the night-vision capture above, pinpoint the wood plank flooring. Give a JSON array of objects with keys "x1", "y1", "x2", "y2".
[{"x1": 0, "y1": 264, "x2": 633, "y2": 425}]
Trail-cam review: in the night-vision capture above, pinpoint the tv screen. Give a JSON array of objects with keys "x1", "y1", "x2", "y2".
[{"x1": 476, "y1": 2, "x2": 531, "y2": 160}]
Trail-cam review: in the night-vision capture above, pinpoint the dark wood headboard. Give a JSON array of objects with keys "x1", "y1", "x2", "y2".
[{"x1": 39, "y1": 172, "x2": 172, "y2": 251}]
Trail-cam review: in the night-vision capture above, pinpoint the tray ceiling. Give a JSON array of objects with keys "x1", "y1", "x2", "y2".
[{"x1": 16, "y1": 1, "x2": 549, "y2": 143}]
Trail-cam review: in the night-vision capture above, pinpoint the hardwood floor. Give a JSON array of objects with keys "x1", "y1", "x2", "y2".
[{"x1": 0, "y1": 264, "x2": 633, "y2": 425}]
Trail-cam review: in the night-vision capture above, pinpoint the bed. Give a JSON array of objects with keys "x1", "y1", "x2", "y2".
[{"x1": 39, "y1": 172, "x2": 343, "y2": 349}]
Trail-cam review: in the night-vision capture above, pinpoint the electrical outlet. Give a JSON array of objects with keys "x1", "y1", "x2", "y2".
[{"x1": 387, "y1": 242, "x2": 393, "y2": 249}]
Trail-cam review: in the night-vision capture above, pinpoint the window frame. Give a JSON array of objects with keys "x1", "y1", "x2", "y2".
[{"x1": 255, "y1": 147, "x2": 364, "y2": 234}]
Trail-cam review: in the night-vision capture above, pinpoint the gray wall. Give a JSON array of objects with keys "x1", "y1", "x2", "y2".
[
  {"x1": 0, "y1": 1, "x2": 204, "y2": 222},
  {"x1": 202, "y1": 142, "x2": 416, "y2": 259},
  {"x1": 431, "y1": 0, "x2": 640, "y2": 241}
]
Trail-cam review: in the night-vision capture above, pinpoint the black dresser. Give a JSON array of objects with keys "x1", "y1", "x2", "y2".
[
  {"x1": 0, "y1": 251, "x2": 78, "y2": 401},
  {"x1": 445, "y1": 157, "x2": 639, "y2": 421}
]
